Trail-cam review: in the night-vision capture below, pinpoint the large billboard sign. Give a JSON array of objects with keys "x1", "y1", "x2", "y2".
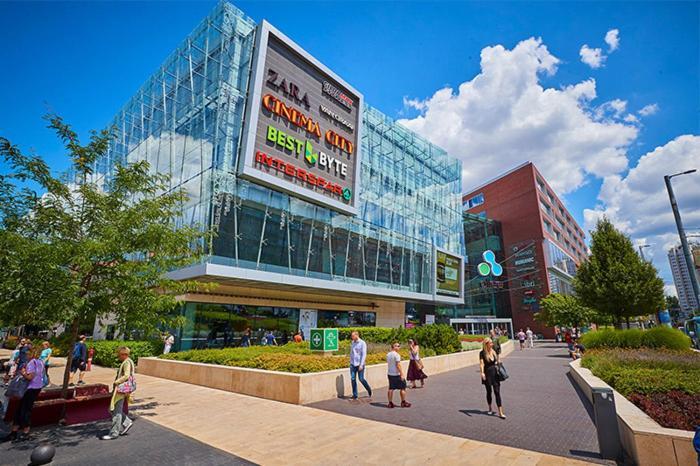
[
  {"x1": 239, "y1": 21, "x2": 363, "y2": 215},
  {"x1": 435, "y1": 248, "x2": 463, "y2": 300}
]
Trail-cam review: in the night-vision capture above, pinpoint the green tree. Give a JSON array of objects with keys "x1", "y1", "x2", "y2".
[
  {"x1": 574, "y1": 218, "x2": 664, "y2": 328},
  {"x1": 0, "y1": 115, "x2": 209, "y2": 394},
  {"x1": 535, "y1": 293, "x2": 598, "y2": 328}
]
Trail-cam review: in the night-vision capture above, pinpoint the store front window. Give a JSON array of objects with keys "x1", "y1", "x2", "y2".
[{"x1": 317, "y1": 310, "x2": 376, "y2": 328}]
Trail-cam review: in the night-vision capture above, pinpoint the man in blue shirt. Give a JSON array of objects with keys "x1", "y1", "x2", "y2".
[
  {"x1": 349, "y1": 331, "x2": 372, "y2": 400},
  {"x1": 69, "y1": 335, "x2": 88, "y2": 386}
]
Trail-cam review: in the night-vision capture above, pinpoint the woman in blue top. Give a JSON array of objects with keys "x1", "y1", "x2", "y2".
[{"x1": 39, "y1": 341, "x2": 52, "y2": 386}]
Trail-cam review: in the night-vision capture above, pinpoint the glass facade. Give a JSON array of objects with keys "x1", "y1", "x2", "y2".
[
  {"x1": 94, "y1": 2, "x2": 463, "y2": 299},
  {"x1": 436, "y1": 213, "x2": 511, "y2": 321}
]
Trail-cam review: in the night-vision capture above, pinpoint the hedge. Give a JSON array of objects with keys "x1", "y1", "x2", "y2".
[
  {"x1": 580, "y1": 326, "x2": 691, "y2": 351},
  {"x1": 162, "y1": 342, "x2": 412, "y2": 373},
  {"x1": 88, "y1": 340, "x2": 163, "y2": 367},
  {"x1": 338, "y1": 324, "x2": 461, "y2": 355},
  {"x1": 581, "y1": 349, "x2": 700, "y2": 396}
]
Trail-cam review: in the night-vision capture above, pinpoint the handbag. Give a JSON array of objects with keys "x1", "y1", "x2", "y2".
[
  {"x1": 496, "y1": 362, "x2": 509, "y2": 382},
  {"x1": 116, "y1": 360, "x2": 136, "y2": 394},
  {"x1": 6, "y1": 373, "x2": 29, "y2": 399}
]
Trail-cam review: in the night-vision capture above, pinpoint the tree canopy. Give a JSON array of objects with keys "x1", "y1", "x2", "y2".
[
  {"x1": 574, "y1": 218, "x2": 664, "y2": 327},
  {"x1": 535, "y1": 293, "x2": 599, "y2": 328},
  {"x1": 0, "y1": 115, "x2": 210, "y2": 391}
]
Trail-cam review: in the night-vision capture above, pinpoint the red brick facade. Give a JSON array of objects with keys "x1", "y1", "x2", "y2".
[{"x1": 463, "y1": 163, "x2": 586, "y2": 338}]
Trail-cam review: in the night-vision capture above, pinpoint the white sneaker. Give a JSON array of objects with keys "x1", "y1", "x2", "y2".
[
  {"x1": 101, "y1": 435, "x2": 117, "y2": 440},
  {"x1": 120, "y1": 423, "x2": 133, "y2": 436}
]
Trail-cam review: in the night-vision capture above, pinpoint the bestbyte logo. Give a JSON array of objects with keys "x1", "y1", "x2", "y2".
[
  {"x1": 478, "y1": 250, "x2": 503, "y2": 277},
  {"x1": 304, "y1": 141, "x2": 318, "y2": 165}
]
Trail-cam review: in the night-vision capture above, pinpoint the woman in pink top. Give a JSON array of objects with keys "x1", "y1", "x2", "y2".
[{"x1": 3, "y1": 345, "x2": 44, "y2": 443}]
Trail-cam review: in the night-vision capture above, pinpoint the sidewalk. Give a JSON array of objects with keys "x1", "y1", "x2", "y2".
[{"x1": 2, "y1": 349, "x2": 596, "y2": 465}]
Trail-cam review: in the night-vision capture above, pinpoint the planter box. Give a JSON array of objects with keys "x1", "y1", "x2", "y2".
[
  {"x1": 138, "y1": 340, "x2": 513, "y2": 405},
  {"x1": 568, "y1": 359, "x2": 695, "y2": 466}
]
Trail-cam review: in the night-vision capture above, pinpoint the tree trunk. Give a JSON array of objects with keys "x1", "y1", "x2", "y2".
[
  {"x1": 614, "y1": 314, "x2": 622, "y2": 329},
  {"x1": 59, "y1": 317, "x2": 80, "y2": 420},
  {"x1": 625, "y1": 316, "x2": 631, "y2": 329}
]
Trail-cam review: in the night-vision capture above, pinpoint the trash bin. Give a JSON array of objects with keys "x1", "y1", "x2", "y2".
[{"x1": 592, "y1": 387, "x2": 622, "y2": 461}]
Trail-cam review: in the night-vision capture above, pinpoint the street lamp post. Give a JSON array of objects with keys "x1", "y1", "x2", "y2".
[
  {"x1": 638, "y1": 244, "x2": 651, "y2": 262},
  {"x1": 664, "y1": 169, "x2": 700, "y2": 309}
]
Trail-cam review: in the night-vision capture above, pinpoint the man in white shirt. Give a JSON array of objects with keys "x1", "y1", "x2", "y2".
[
  {"x1": 386, "y1": 342, "x2": 411, "y2": 408},
  {"x1": 163, "y1": 334, "x2": 175, "y2": 354},
  {"x1": 349, "y1": 331, "x2": 372, "y2": 400},
  {"x1": 526, "y1": 327, "x2": 534, "y2": 349}
]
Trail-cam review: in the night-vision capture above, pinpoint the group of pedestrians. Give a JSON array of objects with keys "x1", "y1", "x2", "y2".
[{"x1": 516, "y1": 327, "x2": 535, "y2": 350}]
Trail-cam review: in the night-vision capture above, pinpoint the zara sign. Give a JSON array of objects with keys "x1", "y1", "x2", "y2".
[{"x1": 239, "y1": 21, "x2": 363, "y2": 215}]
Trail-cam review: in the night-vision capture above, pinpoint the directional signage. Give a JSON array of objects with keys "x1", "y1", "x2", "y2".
[{"x1": 309, "y1": 328, "x2": 339, "y2": 352}]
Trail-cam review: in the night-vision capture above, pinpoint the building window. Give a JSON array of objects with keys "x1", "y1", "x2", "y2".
[
  {"x1": 464, "y1": 193, "x2": 485, "y2": 210},
  {"x1": 536, "y1": 177, "x2": 545, "y2": 192},
  {"x1": 543, "y1": 220, "x2": 553, "y2": 234},
  {"x1": 555, "y1": 216, "x2": 565, "y2": 230},
  {"x1": 539, "y1": 198, "x2": 552, "y2": 216}
]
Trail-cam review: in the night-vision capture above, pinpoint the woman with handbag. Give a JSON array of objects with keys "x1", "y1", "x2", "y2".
[
  {"x1": 3, "y1": 345, "x2": 45, "y2": 443},
  {"x1": 479, "y1": 337, "x2": 506, "y2": 419},
  {"x1": 407, "y1": 339, "x2": 427, "y2": 389},
  {"x1": 101, "y1": 346, "x2": 135, "y2": 440}
]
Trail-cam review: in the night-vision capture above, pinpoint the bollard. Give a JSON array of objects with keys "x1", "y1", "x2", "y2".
[
  {"x1": 592, "y1": 387, "x2": 622, "y2": 461},
  {"x1": 30, "y1": 444, "x2": 56, "y2": 465}
]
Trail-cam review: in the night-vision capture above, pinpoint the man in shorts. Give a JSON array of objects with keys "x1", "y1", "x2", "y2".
[
  {"x1": 386, "y1": 342, "x2": 410, "y2": 408},
  {"x1": 69, "y1": 335, "x2": 88, "y2": 386}
]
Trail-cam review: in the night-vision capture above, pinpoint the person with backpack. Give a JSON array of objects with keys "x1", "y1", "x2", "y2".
[
  {"x1": 101, "y1": 346, "x2": 135, "y2": 440},
  {"x1": 69, "y1": 335, "x2": 88, "y2": 386}
]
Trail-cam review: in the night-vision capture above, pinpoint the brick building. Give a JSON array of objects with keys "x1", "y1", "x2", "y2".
[{"x1": 463, "y1": 162, "x2": 587, "y2": 337}]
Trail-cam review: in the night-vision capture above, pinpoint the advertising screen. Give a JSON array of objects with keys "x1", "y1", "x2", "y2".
[
  {"x1": 436, "y1": 250, "x2": 462, "y2": 297},
  {"x1": 239, "y1": 21, "x2": 362, "y2": 215}
]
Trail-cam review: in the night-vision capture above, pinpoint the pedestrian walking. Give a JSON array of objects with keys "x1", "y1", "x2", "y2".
[
  {"x1": 349, "y1": 331, "x2": 372, "y2": 400},
  {"x1": 480, "y1": 337, "x2": 506, "y2": 419},
  {"x1": 526, "y1": 327, "x2": 534, "y2": 349},
  {"x1": 264, "y1": 330, "x2": 277, "y2": 346},
  {"x1": 163, "y1": 334, "x2": 175, "y2": 354},
  {"x1": 517, "y1": 329, "x2": 526, "y2": 350},
  {"x1": 407, "y1": 338, "x2": 427, "y2": 389},
  {"x1": 39, "y1": 341, "x2": 52, "y2": 387},
  {"x1": 386, "y1": 342, "x2": 410, "y2": 408},
  {"x1": 2, "y1": 345, "x2": 45, "y2": 442},
  {"x1": 101, "y1": 346, "x2": 135, "y2": 440},
  {"x1": 16, "y1": 338, "x2": 31, "y2": 371},
  {"x1": 489, "y1": 329, "x2": 501, "y2": 355},
  {"x1": 69, "y1": 335, "x2": 88, "y2": 386},
  {"x1": 240, "y1": 327, "x2": 252, "y2": 347},
  {"x1": 293, "y1": 332, "x2": 303, "y2": 343}
]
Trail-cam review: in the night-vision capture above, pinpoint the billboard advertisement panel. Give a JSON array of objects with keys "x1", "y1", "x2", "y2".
[
  {"x1": 436, "y1": 249, "x2": 462, "y2": 297},
  {"x1": 239, "y1": 21, "x2": 363, "y2": 215}
]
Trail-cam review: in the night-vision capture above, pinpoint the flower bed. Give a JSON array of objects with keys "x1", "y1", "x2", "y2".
[
  {"x1": 161, "y1": 341, "x2": 414, "y2": 374},
  {"x1": 581, "y1": 348, "x2": 700, "y2": 431}
]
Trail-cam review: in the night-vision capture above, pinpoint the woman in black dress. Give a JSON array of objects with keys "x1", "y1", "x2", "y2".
[{"x1": 480, "y1": 337, "x2": 506, "y2": 419}]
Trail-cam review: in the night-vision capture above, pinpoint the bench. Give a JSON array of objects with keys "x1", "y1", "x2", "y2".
[{"x1": 3, "y1": 383, "x2": 125, "y2": 427}]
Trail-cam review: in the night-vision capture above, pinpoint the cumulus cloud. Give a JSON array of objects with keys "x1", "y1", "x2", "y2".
[
  {"x1": 397, "y1": 37, "x2": 638, "y2": 195},
  {"x1": 580, "y1": 45, "x2": 605, "y2": 68},
  {"x1": 605, "y1": 29, "x2": 620, "y2": 52},
  {"x1": 638, "y1": 103, "x2": 659, "y2": 117},
  {"x1": 583, "y1": 135, "x2": 700, "y2": 286}
]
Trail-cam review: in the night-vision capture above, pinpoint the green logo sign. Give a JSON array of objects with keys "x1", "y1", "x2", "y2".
[
  {"x1": 304, "y1": 141, "x2": 318, "y2": 165},
  {"x1": 309, "y1": 328, "x2": 338, "y2": 352},
  {"x1": 478, "y1": 250, "x2": 503, "y2": 277},
  {"x1": 342, "y1": 187, "x2": 352, "y2": 201}
]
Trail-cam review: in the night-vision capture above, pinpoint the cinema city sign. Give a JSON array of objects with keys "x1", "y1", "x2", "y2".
[{"x1": 239, "y1": 20, "x2": 363, "y2": 216}]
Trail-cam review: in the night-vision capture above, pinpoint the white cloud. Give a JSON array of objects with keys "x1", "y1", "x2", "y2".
[
  {"x1": 638, "y1": 103, "x2": 659, "y2": 117},
  {"x1": 664, "y1": 284, "x2": 677, "y2": 298},
  {"x1": 605, "y1": 29, "x2": 620, "y2": 52},
  {"x1": 583, "y1": 135, "x2": 700, "y2": 286},
  {"x1": 398, "y1": 37, "x2": 638, "y2": 195},
  {"x1": 580, "y1": 45, "x2": 605, "y2": 68}
]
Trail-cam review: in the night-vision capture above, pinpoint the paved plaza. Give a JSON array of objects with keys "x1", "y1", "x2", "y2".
[
  {"x1": 0, "y1": 348, "x2": 598, "y2": 465},
  {"x1": 311, "y1": 342, "x2": 608, "y2": 464}
]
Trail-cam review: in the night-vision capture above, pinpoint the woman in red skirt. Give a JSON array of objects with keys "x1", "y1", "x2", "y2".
[{"x1": 407, "y1": 339, "x2": 427, "y2": 388}]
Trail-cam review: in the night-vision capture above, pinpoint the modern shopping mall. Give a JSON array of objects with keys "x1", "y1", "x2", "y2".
[{"x1": 95, "y1": 2, "x2": 465, "y2": 350}]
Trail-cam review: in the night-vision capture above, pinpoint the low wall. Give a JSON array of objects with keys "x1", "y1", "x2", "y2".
[
  {"x1": 568, "y1": 359, "x2": 695, "y2": 466},
  {"x1": 138, "y1": 340, "x2": 513, "y2": 405}
]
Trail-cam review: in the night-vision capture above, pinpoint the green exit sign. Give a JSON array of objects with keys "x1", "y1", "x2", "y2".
[{"x1": 309, "y1": 328, "x2": 338, "y2": 352}]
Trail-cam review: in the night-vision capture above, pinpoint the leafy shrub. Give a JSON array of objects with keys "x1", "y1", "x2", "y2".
[
  {"x1": 581, "y1": 327, "x2": 690, "y2": 350},
  {"x1": 338, "y1": 325, "x2": 460, "y2": 355},
  {"x1": 2, "y1": 336, "x2": 19, "y2": 350},
  {"x1": 88, "y1": 340, "x2": 163, "y2": 367},
  {"x1": 628, "y1": 391, "x2": 700, "y2": 431}
]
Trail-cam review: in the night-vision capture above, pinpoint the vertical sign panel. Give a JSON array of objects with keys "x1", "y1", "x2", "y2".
[{"x1": 239, "y1": 21, "x2": 363, "y2": 215}]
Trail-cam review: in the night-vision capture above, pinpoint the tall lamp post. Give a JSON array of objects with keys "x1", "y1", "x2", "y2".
[
  {"x1": 638, "y1": 244, "x2": 651, "y2": 262},
  {"x1": 664, "y1": 169, "x2": 700, "y2": 310}
]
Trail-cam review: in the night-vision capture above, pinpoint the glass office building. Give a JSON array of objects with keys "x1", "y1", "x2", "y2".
[{"x1": 94, "y1": 2, "x2": 463, "y2": 349}]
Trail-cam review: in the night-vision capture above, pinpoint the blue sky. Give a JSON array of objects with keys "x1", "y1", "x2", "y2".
[{"x1": 1, "y1": 1, "x2": 698, "y2": 289}]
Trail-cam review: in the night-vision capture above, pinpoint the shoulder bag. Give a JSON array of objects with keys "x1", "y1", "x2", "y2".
[
  {"x1": 116, "y1": 360, "x2": 137, "y2": 395},
  {"x1": 6, "y1": 373, "x2": 29, "y2": 399},
  {"x1": 496, "y1": 362, "x2": 509, "y2": 382}
]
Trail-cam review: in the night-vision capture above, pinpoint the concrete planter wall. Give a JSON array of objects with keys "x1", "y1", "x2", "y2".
[
  {"x1": 568, "y1": 359, "x2": 695, "y2": 466},
  {"x1": 138, "y1": 340, "x2": 513, "y2": 405}
]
